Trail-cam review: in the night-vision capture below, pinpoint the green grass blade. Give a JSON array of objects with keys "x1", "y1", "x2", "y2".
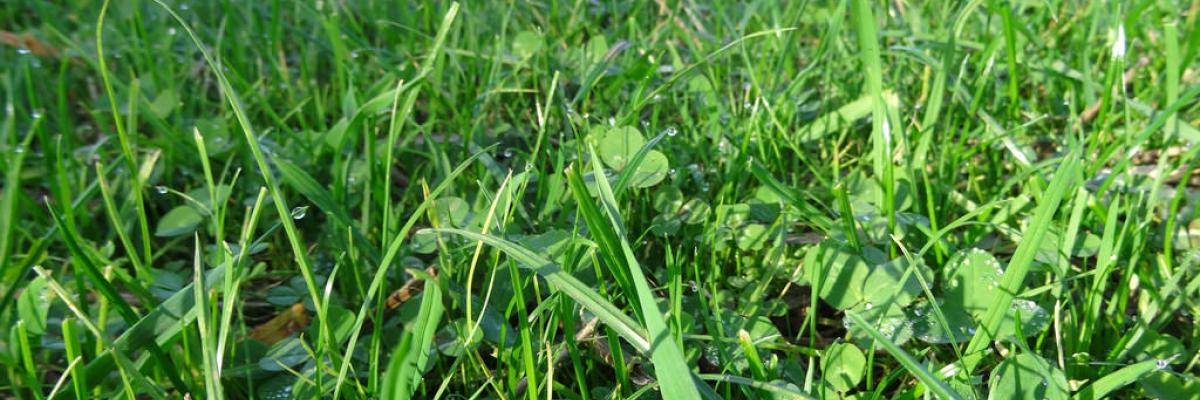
[
  {"x1": 1071, "y1": 360, "x2": 1159, "y2": 400},
  {"x1": 331, "y1": 148, "x2": 488, "y2": 397},
  {"x1": 962, "y1": 152, "x2": 1081, "y2": 372},
  {"x1": 382, "y1": 278, "x2": 445, "y2": 399},
  {"x1": 846, "y1": 311, "x2": 962, "y2": 400},
  {"x1": 582, "y1": 145, "x2": 702, "y2": 399},
  {"x1": 0, "y1": 117, "x2": 37, "y2": 277},
  {"x1": 427, "y1": 227, "x2": 650, "y2": 352}
]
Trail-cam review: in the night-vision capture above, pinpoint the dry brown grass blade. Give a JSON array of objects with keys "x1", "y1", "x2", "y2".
[
  {"x1": 385, "y1": 266, "x2": 438, "y2": 310},
  {"x1": 0, "y1": 30, "x2": 60, "y2": 57},
  {"x1": 247, "y1": 302, "x2": 310, "y2": 345}
]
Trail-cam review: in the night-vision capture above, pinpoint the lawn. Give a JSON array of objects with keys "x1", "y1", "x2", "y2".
[{"x1": 1, "y1": 0, "x2": 1199, "y2": 398}]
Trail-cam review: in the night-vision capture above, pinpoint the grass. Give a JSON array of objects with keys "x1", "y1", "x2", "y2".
[{"x1": 1, "y1": 0, "x2": 1199, "y2": 399}]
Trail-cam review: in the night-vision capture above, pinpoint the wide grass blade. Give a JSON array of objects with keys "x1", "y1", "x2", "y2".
[
  {"x1": 381, "y1": 278, "x2": 445, "y2": 399},
  {"x1": 427, "y1": 227, "x2": 650, "y2": 351},
  {"x1": 846, "y1": 311, "x2": 962, "y2": 400},
  {"x1": 1071, "y1": 360, "x2": 1160, "y2": 400},
  {"x1": 962, "y1": 152, "x2": 1081, "y2": 372},
  {"x1": 578, "y1": 145, "x2": 703, "y2": 399}
]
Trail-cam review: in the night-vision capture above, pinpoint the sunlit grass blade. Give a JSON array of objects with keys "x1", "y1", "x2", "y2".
[
  {"x1": 330, "y1": 148, "x2": 489, "y2": 398},
  {"x1": 381, "y1": 278, "x2": 445, "y2": 399},
  {"x1": 427, "y1": 227, "x2": 650, "y2": 351},
  {"x1": 580, "y1": 144, "x2": 703, "y2": 399},
  {"x1": 962, "y1": 152, "x2": 1081, "y2": 372},
  {"x1": 846, "y1": 311, "x2": 962, "y2": 400},
  {"x1": 1071, "y1": 360, "x2": 1160, "y2": 400},
  {"x1": 0, "y1": 117, "x2": 37, "y2": 278}
]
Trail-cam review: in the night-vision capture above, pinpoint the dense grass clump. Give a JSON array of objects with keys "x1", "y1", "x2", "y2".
[{"x1": 2, "y1": 0, "x2": 1199, "y2": 398}]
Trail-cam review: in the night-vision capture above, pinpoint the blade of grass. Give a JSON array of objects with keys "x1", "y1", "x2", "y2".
[
  {"x1": 579, "y1": 145, "x2": 702, "y2": 399},
  {"x1": 331, "y1": 147, "x2": 489, "y2": 398},
  {"x1": 0, "y1": 116, "x2": 37, "y2": 277},
  {"x1": 845, "y1": 311, "x2": 962, "y2": 400},
  {"x1": 381, "y1": 278, "x2": 445, "y2": 399},
  {"x1": 962, "y1": 152, "x2": 1081, "y2": 373},
  {"x1": 429, "y1": 227, "x2": 649, "y2": 351},
  {"x1": 1071, "y1": 360, "x2": 1160, "y2": 400},
  {"x1": 96, "y1": 0, "x2": 153, "y2": 277},
  {"x1": 152, "y1": 0, "x2": 340, "y2": 381}
]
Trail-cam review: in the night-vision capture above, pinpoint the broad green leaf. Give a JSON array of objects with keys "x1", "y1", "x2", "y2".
[
  {"x1": 596, "y1": 125, "x2": 646, "y2": 171},
  {"x1": 944, "y1": 248, "x2": 1004, "y2": 318},
  {"x1": 628, "y1": 149, "x2": 669, "y2": 188},
  {"x1": 149, "y1": 88, "x2": 179, "y2": 118},
  {"x1": 155, "y1": 205, "x2": 203, "y2": 237},
  {"x1": 1139, "y1": 372, "x2": 1200, "y2": 400},
  {"x1": 584, "y1": 35, "x2": 609, "y2": 63},
  {"x1": 259, "y1": 337, "x2": 308, "y2": 371},
  {"x1": 910, "y1": 300, "x2": 974, "y2": 344},
  {"x1": 803, "y1": 240, "x2": 868, "y2": 310},
  {"x1": 843, "y1": 301, "x2": 912, "y2": 347},
  {"x1": 821, "y1": 342, "x2": 866, "y2": 392},
  {"x1": 737, "y1": 224, "x2": 770, "y2": 251},
  {"x1": 17, "y1": 277, "x2": 51, "y2": 335},
  {"x1": 988, "y1": 353, "x2": 1068, "y2": 400},
  {"x1": 512, "y1": 30, "x2": 542, "y2": 59},
  {"x1": 434, "y1": 196, "x2": 470, "y2": 227}
]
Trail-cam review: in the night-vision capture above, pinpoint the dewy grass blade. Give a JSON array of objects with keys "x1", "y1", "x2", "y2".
[
  {"x1": 381, "y1": 278, "x2": 445, "y2": 399},
  {"x1": 331, "y1": 148, "x2": 488, "y2": 398},
  {"x1": 0, "y1": 118, "x2": 38, "y2": 277},
  {"x1": 846, "y1": 311, "x2": 962, "y2": 400},
  {"x1": 962, "y1": 152, "x2": 1081, "y2": 372},
  {"x1": 584, "y1": 145, "x2": 703, "y2": 399},
  {"x1": 428, "y1": 227, "x2": 650, "y2": 352},
  {"x1": 151, "y1": 0, "x2": 339, "y2": 378},
  {"x1": 1071, "y1": 360, "x2": 1160, "y2": 400},
  {"x1": 96, "y1": 0, "x2": 153, "y2": 274}
]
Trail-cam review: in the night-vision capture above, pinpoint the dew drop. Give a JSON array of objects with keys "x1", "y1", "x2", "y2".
[
  {"x1": 290, "y1": 206, "x2": 309, "y2": 220},
  {"x1": 30, "y1": 110, "x2": 43, "y2": 119},
  {"x1": 503, "y1": 148, "x2": 514, "y2": 158},
  {"x1": 16, "y1": 48, "x2": 31, "y2": 55},
  {"x1": 864, "y1": 302, "x2": 874, "y2": 310},
  {"x1": 1156, "y1": 359, "x2": 1169, "y2": 369},
  {"x1": 155, "y1": 186, "x2": 169, "y2": 194},
  {"x1": 664, "y1": 126, "x2": 678, "y2": 137},
  {"x1": 167, "y1": 27, "x2": 177, "y2": 36}
]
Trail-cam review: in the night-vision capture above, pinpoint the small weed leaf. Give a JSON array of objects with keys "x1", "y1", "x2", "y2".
[
  {"x1": 821, "y1": 342, "x2": 866, "y2": 392},
  {"x1": 596, "y1": 125, "x2": 646, "y2": 171},
  {"x1": 17, "y1": 277, "x2": 51, "y2": 336},
  {"x1": 583, "y1": 35, "x2": 608, "y2": 63},
  {"x1": 944, "y1": 248, "x2": 1004, "y2": 318},
  {"x1": 988, "y1": 353, "x2": 1069, "y2": 400},
  {"x1": 1138, "y1": 371, "x2": 1200, "y2": 399},
  {"x1": 512, "y1": 30, "x2": 541, "y2": 59},
  {"x1": 803, "y1": 239, "x2": 869, "y2": 310},
  {"x1": 434, "y1": 196, "x2": 470, "y2": 228},
  {"x1": 155, "y1": 205, "x2": 204, "y2": 237}
]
